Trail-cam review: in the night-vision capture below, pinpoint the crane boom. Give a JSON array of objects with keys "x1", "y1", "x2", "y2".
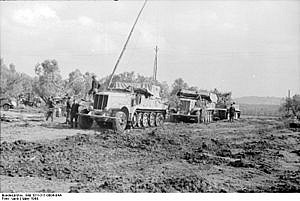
[{"x1": 107, "y1": 0, "x2": 147, "y2": 89}]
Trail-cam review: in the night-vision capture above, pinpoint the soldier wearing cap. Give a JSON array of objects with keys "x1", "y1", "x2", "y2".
[
  {"x1": 70, "y1": 99, "x2": 80, "y2": 128},
  {"x1": 88, "y1": 75, "x2": 100, "y2": 98},
  {"x1": 229, "y1": 103, "x2": 236, "y2": 122},
  {"x1": 65, "y1": 96, "x2": 71, "y2": 124},
  {"x1": 46, "y1": 96, "x2": 55, "y2": 122}
]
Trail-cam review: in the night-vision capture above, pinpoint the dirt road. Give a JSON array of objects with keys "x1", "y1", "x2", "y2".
[{"x1": 1, "y1": 110, "x2": 299, "y2": 192}]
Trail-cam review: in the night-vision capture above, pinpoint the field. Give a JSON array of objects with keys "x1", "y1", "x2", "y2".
[
  {"x1": 0, "y1": 109, "x2": 300, "y2": 193},
  {"x1": 239, "y1": 104, "x2": 281, "y2": 117}
]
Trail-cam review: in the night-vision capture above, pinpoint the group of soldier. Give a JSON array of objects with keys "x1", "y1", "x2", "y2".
[
  {"x1": 45, "y1": 96, "x2": 80, "y2": 128},
  {"x1": 45, "y1": 95, "x2": 81, "y2": 129},
  {"x1": 45, "y1": 75, "x2": 101, "y2": 128},
  {"x1": 65, "y1": 97, "x2": 80, "y2": 128}
]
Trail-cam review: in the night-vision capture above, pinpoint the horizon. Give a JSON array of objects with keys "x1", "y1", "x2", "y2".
[{"x1": 1, "y1": 1, "x2": 299, "y2": 98}]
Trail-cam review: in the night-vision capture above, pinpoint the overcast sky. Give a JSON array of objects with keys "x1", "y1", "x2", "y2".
[{"x1": 1, "y1": 0, "x2": 299, "y2": 98}]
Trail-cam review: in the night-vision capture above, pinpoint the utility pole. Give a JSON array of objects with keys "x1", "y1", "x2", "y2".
[{"x1": 153, "y1": 45, "x2": 158, "y2": 81}]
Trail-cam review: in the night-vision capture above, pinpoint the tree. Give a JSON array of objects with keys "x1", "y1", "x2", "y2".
[
  {"x1": 0, "y1": 59, "x2": 33, "y2": 98},
  {"x1": 64, "y1": 69, "x2": 86, "y2": 97},
  {"x1": 9, "y1": 63, "x2": 16, "y2": 73},
  {"x1": 100, "y1": 71, "x2": 136, "y2": 89},
  {"x1": 19, "y1": 73, "x2": 33, "y2": 94},
  {"x1": 99, "y1": 71, "x2": 170, "y2": 98},
  {"x1": 136, "y1": 73, "x2": 153, "y2": 83},
  {"x1": 280, "y1": 94, "x2": 300, "y2": 119},
  {"x1": 188, "y1": 86, "x2": 199, "y2": 91},
  {"x1": 170, "y1": 78, "x2": 189, "y2": 96},
  {"x1": 157, "y1": 81, "x2": 170, "y2": 99},
  {"x1": 83, "y1": 72, "x2": 93, "y2": 97},
  {"x1": 33, "y1": 59, "x2": 63, "y2": 102},
  {"x1": 115, "y1": 71, "x2": 136, "y2": 82}
]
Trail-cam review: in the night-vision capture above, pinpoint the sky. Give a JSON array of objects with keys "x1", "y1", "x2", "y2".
[{"x1": 0, "y1": 0, "x2": 299, "y2": 98}]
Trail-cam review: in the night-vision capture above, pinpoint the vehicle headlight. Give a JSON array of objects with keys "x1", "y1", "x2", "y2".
[{"x1": 88, "y1": 105, "x2": 94, "y2": 111}]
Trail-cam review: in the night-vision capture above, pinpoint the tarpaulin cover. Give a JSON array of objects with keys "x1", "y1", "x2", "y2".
[
  {"x1": 113, "y1": 82, "x2": 161, "y2": 97},
  {"x1": 176, "y1": 89, "x2": 199, "y2": 99},
  {"x1": 177, "y1": 89, "x2": 211, "y2": 101}
]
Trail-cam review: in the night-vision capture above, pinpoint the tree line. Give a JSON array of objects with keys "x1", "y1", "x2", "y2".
[
  {"x1": 1, "y1": 58, "x2": 299, "y2": 119},
  {"x1": 0, "y1": 58, "x2": 205, "y2": 103}
]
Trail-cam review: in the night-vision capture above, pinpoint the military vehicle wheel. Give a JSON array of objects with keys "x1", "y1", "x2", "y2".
[
  {"x1": 155, "y1": 113, "x2": 164, "y2": 126},
  {"x1": 132, "y1": 112, "x2": 138, "y2": 128},
  {"x1": 142, "y1": 113, "x2": 149, "y2": 127},
  {"x1": 149, "y1": 112, "x2": 156, "y2": 127},
  {"x1": 3, "y1": 104, "x2": 10, "y2": 111},
  {"x1": 78, "y1": 110, "x2": 93, "y2": 129},
  {"x1": 113, "y1": 111, "x2": 127, "y2": 133},
  {"x1": 137, "y1": 113, "x2": 143, "y2": 128}
]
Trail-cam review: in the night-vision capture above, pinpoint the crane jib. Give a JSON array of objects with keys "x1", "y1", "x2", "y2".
[{"x1": 107, "y1": 0, "x2": 148, "y2": 89}]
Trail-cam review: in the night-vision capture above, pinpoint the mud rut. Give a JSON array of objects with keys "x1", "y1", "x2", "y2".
[{"x1": 1, "y1": 119, "x2": 300, "y2": 192}]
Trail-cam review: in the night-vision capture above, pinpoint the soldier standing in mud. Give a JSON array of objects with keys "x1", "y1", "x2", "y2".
[
  {"x1": 65, "y1": 96, "x2": 71, "y2": 124},
  {"x1": 202, "y1": 105, "x2": 208, "y2": 124},
  {"x1": 46, "y1": 96, "x2": 55, "y2": 122},
  {"x1": 70, "y1": 99, "x2": 80, "y2": 128},
  {"x1": 229, "y1": 103, "x2": 235, "y2": 122}
]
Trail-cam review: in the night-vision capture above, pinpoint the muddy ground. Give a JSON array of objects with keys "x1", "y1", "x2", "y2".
[{"x1": 1, "y1": 110, "x2": 299, "y2": 193}]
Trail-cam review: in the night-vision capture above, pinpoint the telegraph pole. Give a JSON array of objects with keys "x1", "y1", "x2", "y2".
[{"x1": 153, "y1": 45, "x2": 158, "y2": 81}]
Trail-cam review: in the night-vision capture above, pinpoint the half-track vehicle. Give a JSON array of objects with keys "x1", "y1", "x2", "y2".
[
  {"x1": 77, "y1": 1, "x2": 168, "y2": 133},
  {"x1": 78, "y1": 82, "x2": 167, "y2": 132},
  {"x1": 169, "y1": 89, "x2": 214, "y2": 123},
  {"x1": 212, "y1": 92, "x2": 241, "y2": 121}
]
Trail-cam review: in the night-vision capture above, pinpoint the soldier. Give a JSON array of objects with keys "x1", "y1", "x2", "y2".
[
  {"x1": 70, "y1": 99, "x2": 80, "y2": 128},
  {"x1": 65, "y1": 96, "x2": 71, "y2": 124},
  {"x1": 88, "y1": 75, "x2": 100, "y2": 98},
  {"x1": 229, "y1": 103, "x2": 235, "y2": 122},
  {"x1": 46, "y1": 96, "x2": 55, "y2": 122},
  {"x1": 202, "y1": 107, "x2": 207, "y2": 124}
]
